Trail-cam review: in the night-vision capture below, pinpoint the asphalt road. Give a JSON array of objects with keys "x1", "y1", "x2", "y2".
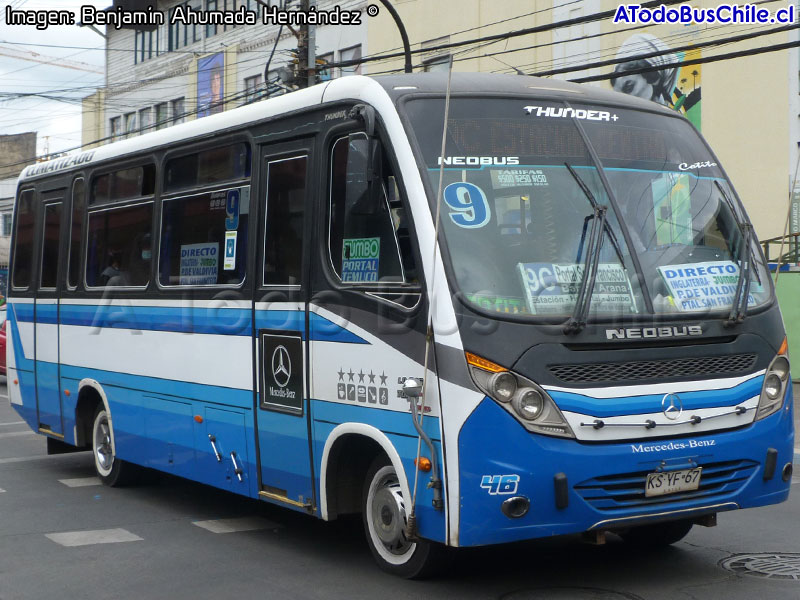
[{"x1": 2, "y1": 382, "x2": 800, "y2": 600}]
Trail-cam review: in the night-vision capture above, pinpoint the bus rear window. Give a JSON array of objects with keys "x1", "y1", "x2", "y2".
[
  {"x1": 164, "y1": 143, "x2": 251, "y2": 192},
  {"x1": 12, "y1": 189, "x2": 36, "y2": 290},
  {"x1": 91, "y1": 165, "x2": 155, "y2": 205}
]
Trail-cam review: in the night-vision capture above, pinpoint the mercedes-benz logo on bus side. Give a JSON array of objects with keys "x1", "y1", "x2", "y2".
[
  {"x1": 661, "y1": 393, "x2": 683, "y2": 420},
  {"x1": 271, "y1": 345, "x2": 291, "y2": 388}
]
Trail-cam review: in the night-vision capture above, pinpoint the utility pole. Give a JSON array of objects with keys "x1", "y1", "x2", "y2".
[
  {"x1": 296, "y1": 0, "x2": 310, "y2": 88},
  {"x1": 307, "y1": 0, "x2": 316, "y2": 88}
]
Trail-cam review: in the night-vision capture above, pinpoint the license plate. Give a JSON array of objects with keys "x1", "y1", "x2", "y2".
[{"x1": 645, "y1": 467, "x2": 702, "y2": 497}]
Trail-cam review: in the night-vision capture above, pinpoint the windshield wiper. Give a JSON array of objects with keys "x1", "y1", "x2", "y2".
[
  {"x1": 714, "y1": 181, "x2": 757, "y2": 325},
  {"x1": 563, "y1": 163, "x2": 626, "y2": 334}
]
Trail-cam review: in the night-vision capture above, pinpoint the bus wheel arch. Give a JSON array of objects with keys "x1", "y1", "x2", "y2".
[
  {"x1": 74, "y1": 379, "x2": 112, "y2": 450},
  {"x1": 320, "y1": 424, "x2": 410, "y2": 522}
]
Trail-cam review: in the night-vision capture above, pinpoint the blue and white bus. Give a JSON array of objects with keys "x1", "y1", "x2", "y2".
[{"x1": 8, "y1": 73, "x2": 793, "y2": 577}]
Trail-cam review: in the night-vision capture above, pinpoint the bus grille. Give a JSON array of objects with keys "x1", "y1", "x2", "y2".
[
  {"x1": 574, "y1": 459, "x2": 759, "y2": 512},
  {"x1": 549, "y1": 354, "x2": 757, "y2": 384}
]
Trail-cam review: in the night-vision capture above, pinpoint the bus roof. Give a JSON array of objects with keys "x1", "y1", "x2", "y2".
[{"x1": 18, "y1": 73, "x2": 672, "y2": 184}]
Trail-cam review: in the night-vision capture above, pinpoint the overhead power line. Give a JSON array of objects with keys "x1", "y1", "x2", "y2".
[
  {"x1": 531, "y1": 21, "x2": 800, "y2": 77},
  {"x1": 571, "y1": 38, "x2": 800, "y2": 83},
  {"x1": 324, "y1": 0, "x2": 686, "y2": 70}
]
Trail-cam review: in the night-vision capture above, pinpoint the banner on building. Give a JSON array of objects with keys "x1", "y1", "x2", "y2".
[{"x1": 198, "y1": 52, "x2": 225, "y2": 118}]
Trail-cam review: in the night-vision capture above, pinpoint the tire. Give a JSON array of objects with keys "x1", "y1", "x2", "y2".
[
  {"x1": 619, "y1": 519, "x2": 694, "y2": 548},
  {"x1": 92, "y1": 406, "x2": 135, "y2": 487},
  {"x1": 362, "y1": 457, "x2": 449, "y2": 578}
]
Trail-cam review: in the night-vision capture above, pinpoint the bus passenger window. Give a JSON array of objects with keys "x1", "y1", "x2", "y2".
[
  {"x1": 11, "y1": 189, "x2": 35, "y2": 290},
  {"x1": 67, "y1": 178, "x2": 85, "y2": 289},
  {"x1": 159, "y1": 187, "x2": 249, "y2": 286},
  {"x1": 263, "y1": 156, "x2": 306, "y2": 286},
  {"x1": 164, "y1": 143, "x2": 251, "y2": 193},
  {"x1": 39, "y1": 202, "x2": 62, "y2": 290},
  {"x1": 91, "y1": 165, "x2": 154, "y2": 205},
  {"x1": 85, "y1": 203, "x2": 153, "y2": 288},
  {"x1": 328, "y1": 133, "x2": 416, "y2": 285}
]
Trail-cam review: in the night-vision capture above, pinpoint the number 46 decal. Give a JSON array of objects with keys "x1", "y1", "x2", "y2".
[
  {"x1": 443, "y1": 182, "x2": 491, "y2": 228},
  {"x1": 480, "y1": 474, "x2": 520, "y2": 495}
]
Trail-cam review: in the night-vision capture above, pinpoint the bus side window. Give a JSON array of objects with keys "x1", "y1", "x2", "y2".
[
  {"x1": 39, "y1": 202, "x2": 62, "y2": 290},
  {"x1": 263, "y1": 155, "x2": 306, "y2": 286},
  {"x1": 11, "y1": 189, "x2": 36, "y2": 290},
  {"x1": 86, "y1": 204, "x2": 153, "y2": 288},
  {"x1": 67, "y1": 178, "x2": 85, "y2": 289},
  {"x1": 328, "y1": 133, "x2": 417, "y2": 285}
]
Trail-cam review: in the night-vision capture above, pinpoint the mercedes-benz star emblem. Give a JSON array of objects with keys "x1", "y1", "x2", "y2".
[
  {"x1": 271, "y1": 345, "x2": 291, "y2": 388},
  {"x1": 661, "y1": 393, "x2": 683, "y2": 420}
]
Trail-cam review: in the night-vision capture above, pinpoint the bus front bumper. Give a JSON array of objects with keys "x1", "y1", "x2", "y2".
[{"x1": 455, "y1": 391, "x2": 794, "y2": 547}]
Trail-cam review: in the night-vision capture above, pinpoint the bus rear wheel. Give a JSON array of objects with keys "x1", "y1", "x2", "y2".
[
  {"x1": 362, "y1": 457, "x2": 447, "y2": 579},
  {"x1": 619, "y1": 519, "x2": 694, "y2": 548},
  {"x1": 92, "y1": 406, "x2": 134, "y2": 486}
]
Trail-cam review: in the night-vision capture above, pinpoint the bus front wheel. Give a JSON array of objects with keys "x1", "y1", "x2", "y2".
[
  {"x1": 362, "y1": 457, "x2": 447, "y2": 578},
  {"x1": 619, "y1": 519, "x2": 694, "y2": 548},
  {"x1": 92, "y1": 406, "x2": 134, "y2": 486}
]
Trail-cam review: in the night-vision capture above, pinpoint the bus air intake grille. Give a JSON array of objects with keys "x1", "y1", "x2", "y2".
[
  {"x1": 549, "y1": 354, "x2": 757, "y2": 384},
  {"x1": 574, "y1": 459, "x2": 759, "y2": 512}
]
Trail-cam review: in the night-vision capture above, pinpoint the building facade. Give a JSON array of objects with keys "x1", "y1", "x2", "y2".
[
  {"x1": 0, "y1": 132, "x2": 37, "y2": 301},
  {"x1": 83, "y1": 0, "x2": 369, "y2": 148}
]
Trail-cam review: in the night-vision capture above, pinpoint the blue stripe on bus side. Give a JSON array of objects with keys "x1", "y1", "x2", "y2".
[
  {"x1": 548, "y1": 374, "x2": 764, "y2": 417},
  {"x1": 11, "y1": 303, "x2": 367, "y2": 344}
]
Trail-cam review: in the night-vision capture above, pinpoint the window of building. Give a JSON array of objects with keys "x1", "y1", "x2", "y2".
[
  {"x1": 206, "y1": 0, "x2": 218, "y2": 37},
  {"x1": 135, "y1": 29, "x2": 157, "y2": 63},
  {"x1": 244, "y1": 74, "x2": 262, "y2": 103},
  {"x1": 264, "y1": 156, "x2": 306, "y2": 286},
  {"x1": 339, "y1": 45, "x2": 362, "y2": 76},
  {"x1": 172, "y1": 97, "x2": 185, "y2": 124},
  {"x1": 169, "y1": 2, "x2": 190, "y2": 50},
  {"x1": 12, "y1": 189, "x2": 35, "y2": 290},
  {"x1": 68, "y1": 178, "x2": 85, "y2": 289},
  {"x1": 39, "y1": 202, "x2": 62, "y2": 290},
  {"x1": 422, "y1": 36, "x2": 450, "y2": 73},
  {"x1": 110, "y1": 116, "x2": 122, "y2": 142},
  {"x1": 1, "y1": 213, "x2": 12, "y2": 237},
  {"x1": 223, "y1": 0, "x2": 236, "y2": 30},
  {"x1": 124, "y1": 112, "x2": 137, "y2": 138},
  {"x1": 191, "y1": 0, "x2": 202, "y2": 42},
  {"x1": 139, "y1": 107, "x2": 152, "y2": 133},
  {"x1": 328, "y1": 134, "x2": 416, "y2": 284},
  {"x1": 155, "y1": 103, "x2": 170, "y2": 129}
]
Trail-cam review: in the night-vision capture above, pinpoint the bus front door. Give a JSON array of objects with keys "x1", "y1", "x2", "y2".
[
  {"x1": 254, "y1": 142, "x2": 315, "y2": 511},
  {"x1": 34, "y1": 197, "x2": 64, "y2": 437}
]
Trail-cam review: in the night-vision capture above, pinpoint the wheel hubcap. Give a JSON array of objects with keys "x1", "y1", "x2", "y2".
[
  {"x1": 95, "y1": 418, "x2": 113, "y2": 470},
  {"x1": 371, "y1": 476, "x2": 412, "y2": 555}
]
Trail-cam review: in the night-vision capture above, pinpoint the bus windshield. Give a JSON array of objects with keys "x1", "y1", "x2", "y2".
[{"x1": 403, "y1": 97, "x2": 771, "y2": 318}]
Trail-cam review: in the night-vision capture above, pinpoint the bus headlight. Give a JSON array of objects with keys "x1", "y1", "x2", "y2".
[
  {"x1": 466, "y1": 352, "x2": 575, "y2": 439},
  {"x1": 513, "y1": 389, "x2": 544, "y2": 420},
  {"x1": 489, "y1": 372, "x2": 517, "y2": 403},
  {"x1": 756, "y1": 347, "x2": 791, "y2": 421}
]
